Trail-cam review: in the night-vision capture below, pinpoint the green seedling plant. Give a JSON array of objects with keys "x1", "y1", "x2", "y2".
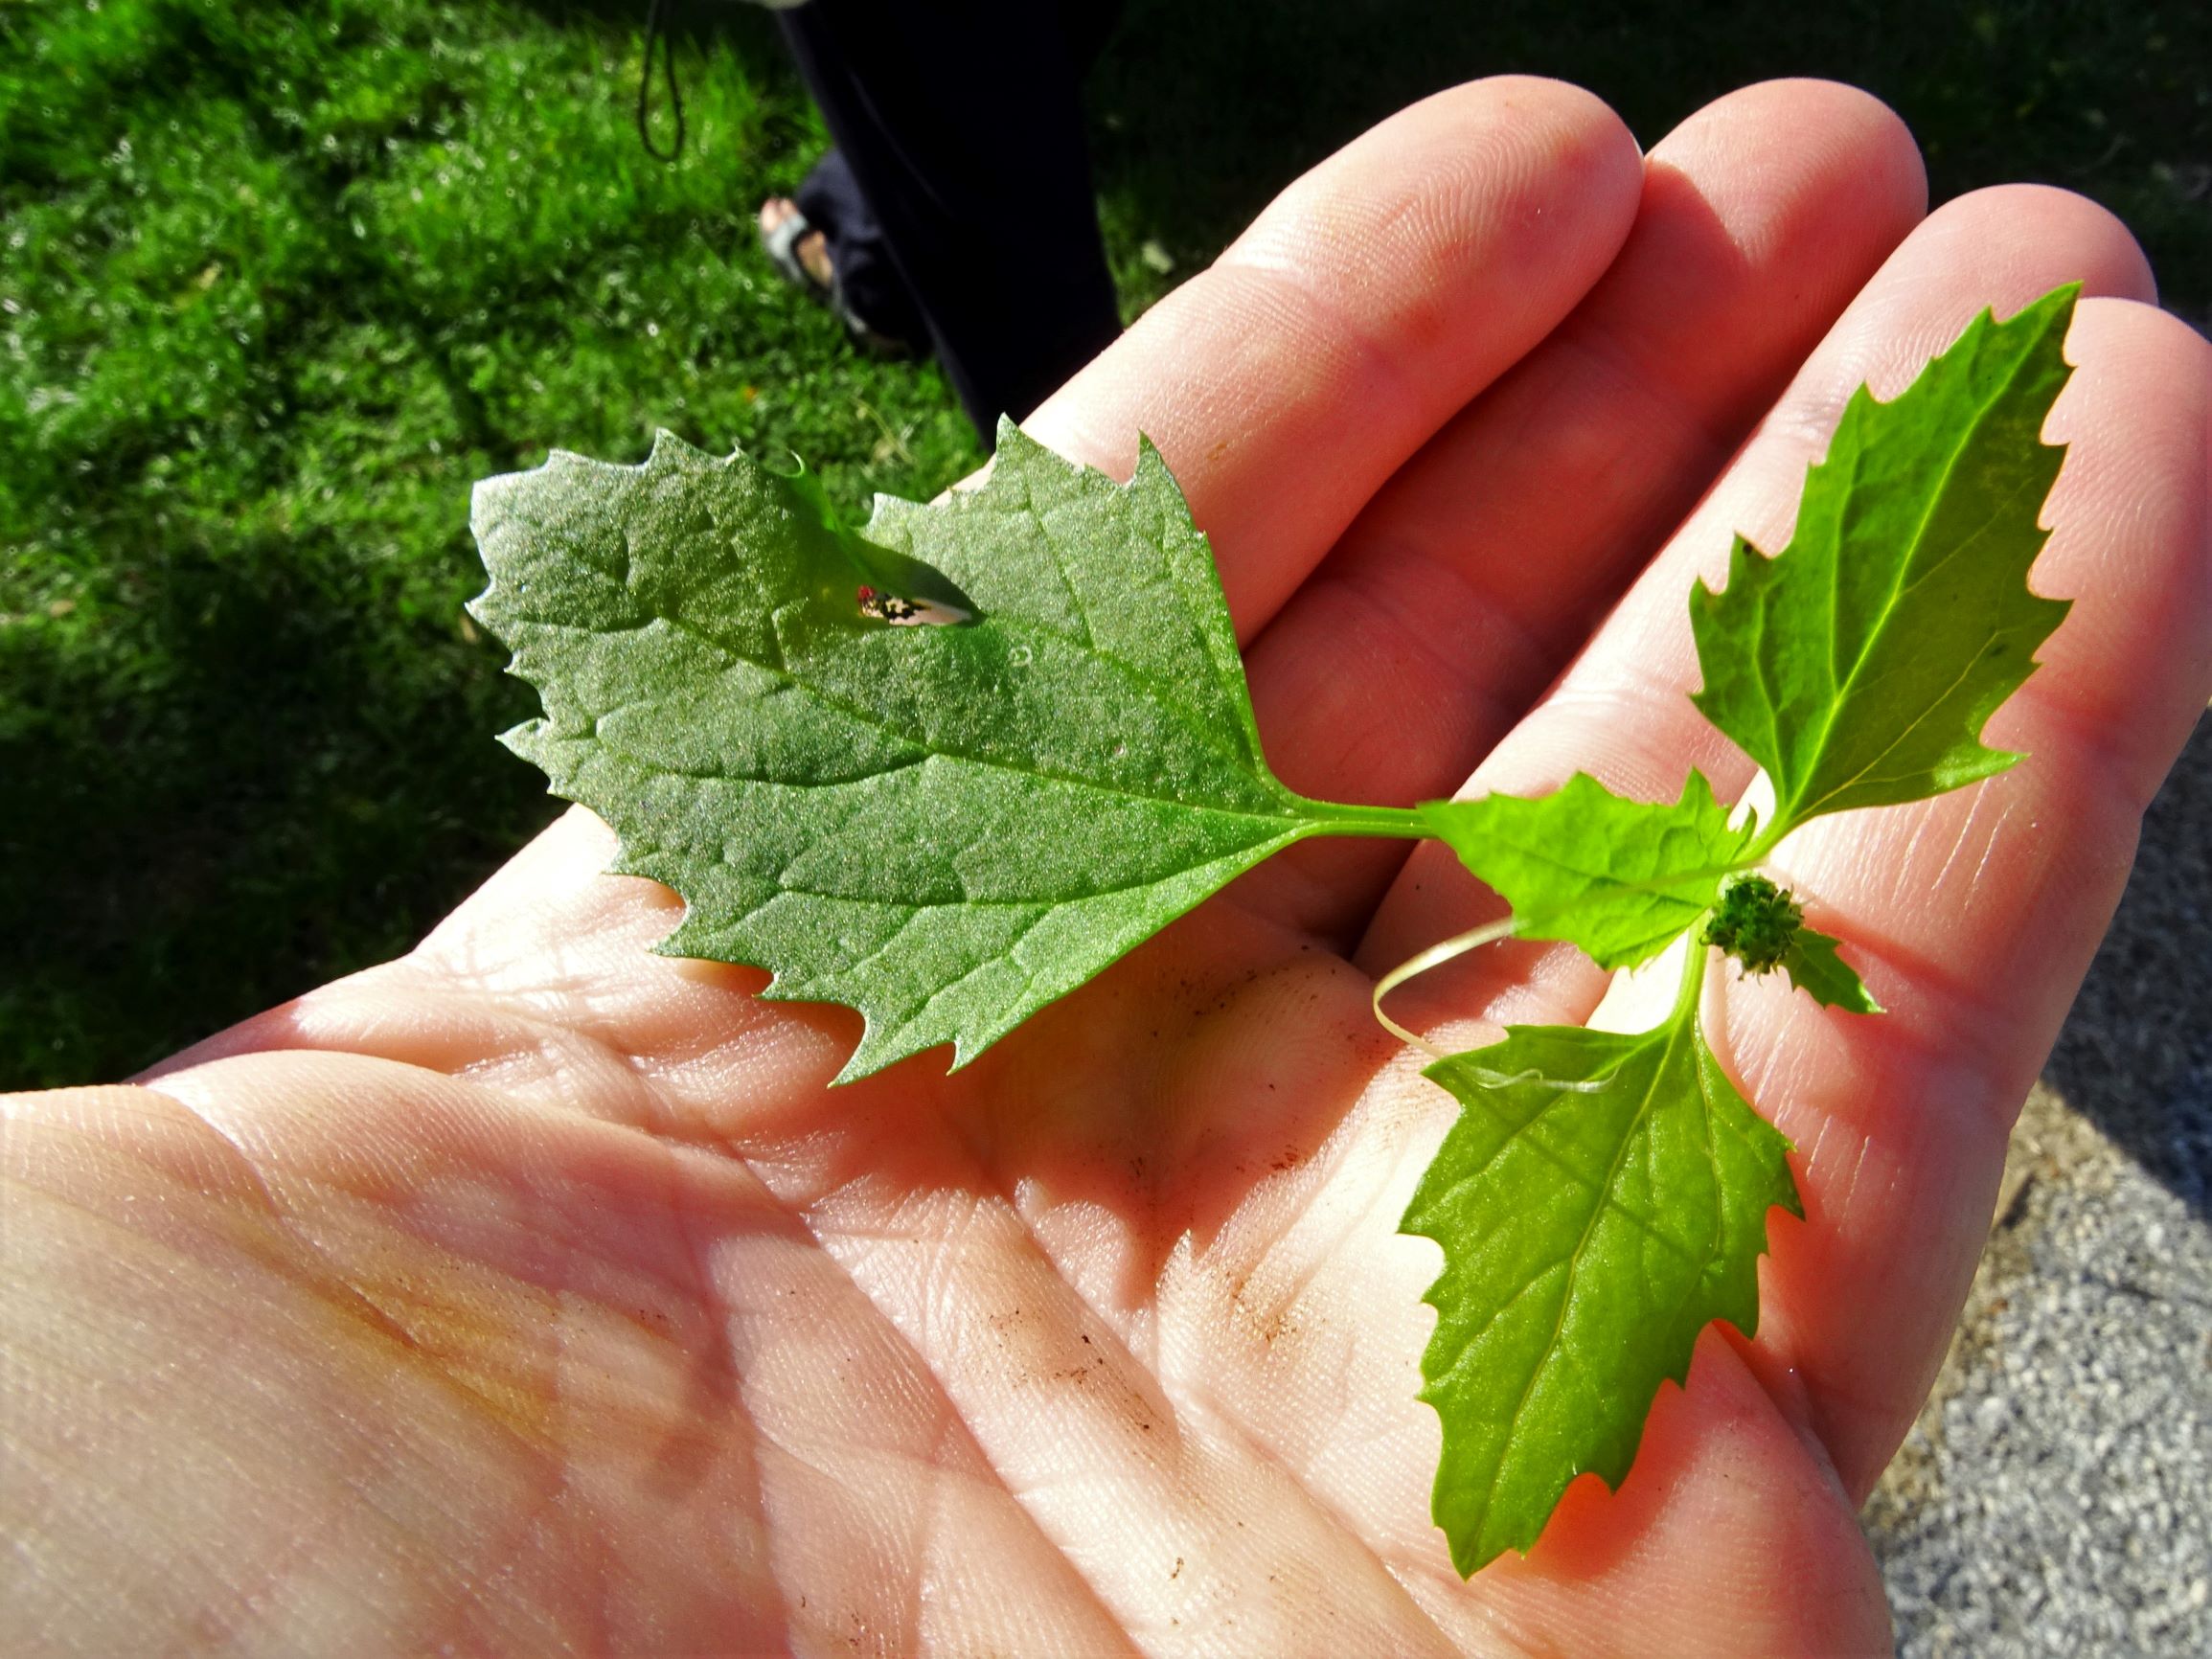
[{"x1": 468, "y1": 284, "x2": 2081, "y2": 1575}]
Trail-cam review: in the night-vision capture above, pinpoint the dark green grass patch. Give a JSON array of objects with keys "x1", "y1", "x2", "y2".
[{"x1": 2, "y1": 0, "x2": 976, "y2": 1086}]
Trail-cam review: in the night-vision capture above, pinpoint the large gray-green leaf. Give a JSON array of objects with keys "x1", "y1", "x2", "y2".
[
  {"x1": 470, "y1": 422, "x2": 1402, "y2": 1079},
  {"x1": 1404, "y1": 1013, "x2": 1802, "y2": 1576},
  {"x1": 1689, "y1": 286, "x2": 2076, "y2": 834}
]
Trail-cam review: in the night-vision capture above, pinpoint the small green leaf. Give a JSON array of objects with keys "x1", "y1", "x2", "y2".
[
  {"x1": 1418, "y1": 771, "x2": 1750, "y2": 970},
  {"x1": 1404, "y1": 1010, "x2": 1801, "y2": 1576},
  {"x1": 1689, "y1": 285, "x2": 2077, "y2": 836},
  {"x1": 1778, "y1": 925, "x2": 1882, "y2": 1013},
  {"x1": 470, "y1": 422, "x2": 1412, "y2": 1079}
]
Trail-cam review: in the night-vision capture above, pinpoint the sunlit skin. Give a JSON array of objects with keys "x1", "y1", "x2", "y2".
[{"x1": 6, "y1": 78, "x2": 2208, "y2": 1657}]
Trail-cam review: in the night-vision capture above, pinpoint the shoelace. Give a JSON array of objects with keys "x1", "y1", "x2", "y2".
[{"x1": 636, "y1": 0, "x2": 685, "y2": 162}]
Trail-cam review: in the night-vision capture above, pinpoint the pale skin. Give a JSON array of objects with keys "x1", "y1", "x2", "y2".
[{"x1": 5, "y1": 77, "x2": 2209, "y2": 1658}]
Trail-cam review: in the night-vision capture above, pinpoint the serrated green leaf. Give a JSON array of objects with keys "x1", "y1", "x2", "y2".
[
  {"x1": 1404, "y1": 1011, "x2": 1801, "y2": 1576},
  {"x1": 470, "y1": 421, "x2": 1410, "y2": 1079},
  {"x1": 1777, "y1": 924, "x2": 1881, "y2": 1013},
  {"x1": 1690, "y1": 284, "x2": 2077, "y2": 835},
  {"x1": 1418, "y1": 771, "x2": 1751, "y2": 970}
]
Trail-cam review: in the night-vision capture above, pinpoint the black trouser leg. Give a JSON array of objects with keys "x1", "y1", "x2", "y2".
[{"x1": 777, "y1": 0, "x2": 1124, "y2": 438}]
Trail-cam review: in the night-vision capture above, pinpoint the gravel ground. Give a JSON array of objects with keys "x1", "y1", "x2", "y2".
[{"x1": 1865, "y1": 710, "x2": 2212, "y2": 1657}]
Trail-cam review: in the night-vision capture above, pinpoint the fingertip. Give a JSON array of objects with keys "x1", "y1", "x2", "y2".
[
  {"x1": 1927, "y1": 183, "x2": 2158, "y2": 307},
  {"x1": 1652, "y1": 80, "x2": 1927, "y2": 243},
  {"x1": 1365, "y1": 72, "x2": 1645, "y2": 192},
  {"x1": 1759, "y1": 182, "x2": 2161, "y2": 427},
  {"x1": 1216, "y1": 74, "x2": 1646, "y2": 395},
  {"x1": 2073, "y1": 290, "x2": 2212, "y2": 383},
  {"x1": 2006, "y1": 293, "x2": 2212, "y2": 808}
]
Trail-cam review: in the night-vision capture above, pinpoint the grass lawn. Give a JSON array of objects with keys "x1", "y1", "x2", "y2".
[{"x1": 4, "y1": 0, "x2": 2205, "y2": 1089}]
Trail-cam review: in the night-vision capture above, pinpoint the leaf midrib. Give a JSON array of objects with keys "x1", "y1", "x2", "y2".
[
  {"x1": 1789, "y1": 467, "x2": 2044, "y2": 822},
  {"x1": 1484, "y1": 831, "x2": 1744, "y2": 906},
  {"x1": 1468, "y1": 1013, "x2": 1699, "y2": 1546},
  {"x1": 527, "y1": 611, "x2": 1311, "y2": 830},
  {"x1": 1784, "y1": 352, "x2": 2031, "y2": 829},
  {"x1": 733, "y1": 822, "x2": 1308, "y2": 914}
]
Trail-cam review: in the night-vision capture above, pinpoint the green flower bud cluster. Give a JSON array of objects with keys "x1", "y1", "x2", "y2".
[{"x1": 1700, "y1": 874, "x2": 1803, "y2": 975}]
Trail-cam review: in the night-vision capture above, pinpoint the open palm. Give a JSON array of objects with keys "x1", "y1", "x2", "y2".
[{"x1": 8, "y1": 78, "x2": 2208, "y2": 1658}]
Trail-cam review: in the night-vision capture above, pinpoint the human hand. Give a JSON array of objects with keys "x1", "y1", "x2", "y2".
[{"x1": 6, "y1": 77, "x2": 2206, "y2": 1657}]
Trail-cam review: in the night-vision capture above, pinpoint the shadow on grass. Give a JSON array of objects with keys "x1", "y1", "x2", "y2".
[
  {"x1": 1085, "y1": 0, "x2": 2208, "y2": 318},
  {"x1": 0, "y1": 529, "x2": 551, "y2": 1087},
  {"x1": 511, "y1": 0, "x2": 799, "y2": 102}
]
